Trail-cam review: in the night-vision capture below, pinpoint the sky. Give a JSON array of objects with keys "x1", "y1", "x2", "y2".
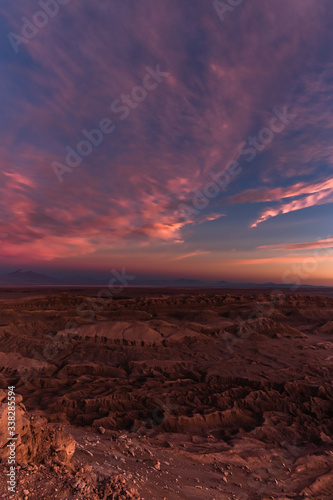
[{"x1": 0, "y1": 0, "x2": 333, "y2": 285}]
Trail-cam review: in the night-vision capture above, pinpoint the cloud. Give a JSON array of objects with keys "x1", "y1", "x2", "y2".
[
  {"x1": 229, "y1": 178, "x2": 333, "y2": 205},
  {"x1": 226, "y1": 255, "x2": 333, "y2": 266},
  {"x1": 227, "y1": 61, "x2": 333, "y2": 227},
  {"x1": 171, "y1": 250, "x2": 211, "y2": 262},
  {"x1": 251, "y1": 187, "x2": 333, "y2": 227},
  {"x1": 227, "y1": 176, "x2": 333, "y2": 227},
  {"x1": 0, "y1": 0, "x2": 333, "y2": 269},
  {"x1": 259, "y1": 237, "x2": 333, "y2": 251}
]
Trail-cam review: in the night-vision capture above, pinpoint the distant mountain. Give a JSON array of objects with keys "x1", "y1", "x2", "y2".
[
  {"x1": 0, "y1": 270, "x2": 61, "y2": 285},
  {"x1": 143, "y1": 279, "x2": 328, "y2": 289},
  {"x1": 0, "y1": 270, "x2": 105, "y2": 286},
  {"x1": 0, "y1": 270, "x2": 329, "y2": 288},
  {"x1": 169, "y1": 278, "x2": 206, "y2": 286},
  {"x1": 213, "y1": 280, "x2": 231, "y2": 286},
  {"x1": 214, "y1": 281, "x2": 327, "y2": 289},
  {"x1": 131, "y1": 278, "x2": 206, "y2": 287},
  {"x1": 128, "y1": 278, "x2": 328, "y2": 288}
]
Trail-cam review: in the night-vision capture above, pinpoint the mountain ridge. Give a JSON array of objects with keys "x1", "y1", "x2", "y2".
[{"x1": 0, "y1": 270, "x2": 329, "y2": 288}]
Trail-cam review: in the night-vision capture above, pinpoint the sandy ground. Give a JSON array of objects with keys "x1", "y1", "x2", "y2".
[{"x1": 0, "y1": 288, "x2": 332, "y2": 498}]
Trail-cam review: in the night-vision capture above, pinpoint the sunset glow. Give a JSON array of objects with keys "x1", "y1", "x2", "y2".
[{"x1": 1, "y1": 1, "x2": 333, "y2": 285}]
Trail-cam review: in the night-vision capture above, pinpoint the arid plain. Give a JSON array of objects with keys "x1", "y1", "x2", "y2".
[{"x1": 0, "y1": 287, "x2": 332, "y2": 499}]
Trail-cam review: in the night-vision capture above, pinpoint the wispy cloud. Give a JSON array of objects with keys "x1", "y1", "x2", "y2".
[
  {"x1": 228, "y1": 176, "x2": 333, "y2": 228},
  {"x1": 226, "y1": 255, "x2": 333, "y2": 266},
  {"x1": 171, "y1": 250, "x2": 211, "y2": 262},
  {"x1": 259, "y1": 237, "x2": 333, "y2": 251},
  {"x1": 0, "y1": 0, "x2": 332, "y2": 281},
  {"x1": 229, "y1": 178, "x2": 333, "y2": 205},
  {"x1": 251, "y1": 186, "x2": 333, "y2": 227}
]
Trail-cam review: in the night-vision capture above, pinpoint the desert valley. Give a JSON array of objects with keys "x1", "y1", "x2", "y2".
[
  {"x1": 0, "y1": 287, "x2": 332, "y2": 499},
  {"x1": 2, "y1": 1, "x2": 333, "y2": 498}
]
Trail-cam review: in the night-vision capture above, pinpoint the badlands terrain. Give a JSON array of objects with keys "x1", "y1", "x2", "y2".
[{"x1": 0, "y1": 287, "x2": 332, "y2": 499}]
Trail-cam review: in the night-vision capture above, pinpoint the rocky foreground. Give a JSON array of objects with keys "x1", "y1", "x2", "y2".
[{"x1": 0, "y1": 289, "x2": 332, "y2": 499}]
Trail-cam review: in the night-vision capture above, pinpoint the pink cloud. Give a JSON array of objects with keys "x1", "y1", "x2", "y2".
[
  {"x1": 171, "y1": 251, "x2": 211, "y2": 262},
  {"x1": 229, "y1": 178, "x2": 333, "y2": 205},
  {"x1": 259, "y1": 237, "x2": 333, "y2": 251},
  {"x1": 1, "y1": 0, "x2": 332, "y2": 270},
  {"x1": 226, "y1": 255, "x2": 333, "y2": 266},
  {"x1": 251, "y1": 188, "x2": 333, "y2": 227}
]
